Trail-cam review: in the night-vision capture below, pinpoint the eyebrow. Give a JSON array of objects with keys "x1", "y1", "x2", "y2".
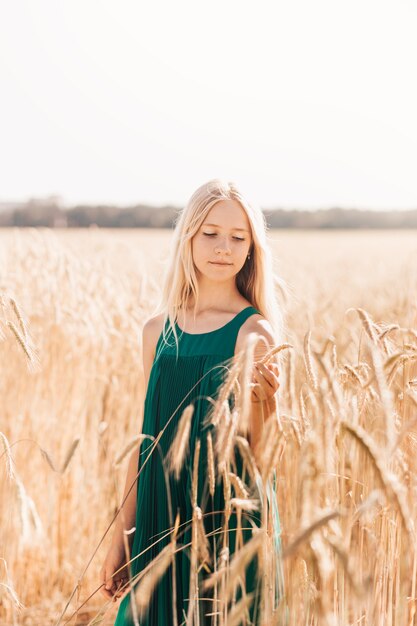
[{"x1": 202, "y1": 223, "x2": 249, "y2": 233}]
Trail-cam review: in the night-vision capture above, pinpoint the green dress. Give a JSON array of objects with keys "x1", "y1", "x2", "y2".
[{"x1": 114, "y1": 306, "x2": 284, "y2": 626}]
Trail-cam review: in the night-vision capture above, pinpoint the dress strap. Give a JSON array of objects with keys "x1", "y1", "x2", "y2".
[
  {"x1": 214, "y1": 305, "x2": 261, "y2": 356},
  {"x1": 231, "y1": 305, "x2": 261, "y2": 329}
]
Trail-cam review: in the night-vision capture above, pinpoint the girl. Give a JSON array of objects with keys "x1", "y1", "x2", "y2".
[{"x1": 100, "y1": 179, "x2": 286, "y2": 625}]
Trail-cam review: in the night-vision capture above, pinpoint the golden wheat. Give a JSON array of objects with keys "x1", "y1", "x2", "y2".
[{"x1": 1, "y1": 228, "x2": 417, "y2": 625}]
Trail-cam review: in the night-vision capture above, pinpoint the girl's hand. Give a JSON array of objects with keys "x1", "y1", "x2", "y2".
[
  {"x1": 99, "y1": 543, "x2": 130, "y2": 602},
  {"x1": 250, "y1": 361, "x2": 280, "y2": 402}
]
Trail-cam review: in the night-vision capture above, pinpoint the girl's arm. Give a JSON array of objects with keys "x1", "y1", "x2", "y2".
[
  {"x1": 235, "y1": 318, "x2": 280, "y2": 469},
  {"x1": 110, "y1": 315, "x2": 162, "y2": 549},
  {"x1": 110, "y1": 450, "x2": 140, "y2": 550},
  {"x1": 247, "y1": 391, "x2": 277, "y2": 465}
]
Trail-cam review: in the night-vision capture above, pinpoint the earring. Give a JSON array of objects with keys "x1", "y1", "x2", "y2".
[{"x1": 247, "y1": 253, "x2": 251, "y2": 259}]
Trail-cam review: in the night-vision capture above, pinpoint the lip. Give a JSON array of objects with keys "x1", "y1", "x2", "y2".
[{"x1": 209, "y1": 261, "x2": 233, "y2": 266}]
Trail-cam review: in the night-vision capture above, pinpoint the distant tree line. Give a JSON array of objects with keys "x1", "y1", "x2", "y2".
[{"x1": 0, "y1": 197, "x2": 416, "y2": 229}]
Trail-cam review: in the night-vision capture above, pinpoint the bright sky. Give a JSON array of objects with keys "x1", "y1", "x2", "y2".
[{"x1": 1, "y1": 0, "x2": 416, "y2": 210}]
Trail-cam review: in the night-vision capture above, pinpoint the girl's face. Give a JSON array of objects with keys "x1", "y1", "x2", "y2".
[{"x1": 191, "y1": 199, "x2": 252, "y2": 281}]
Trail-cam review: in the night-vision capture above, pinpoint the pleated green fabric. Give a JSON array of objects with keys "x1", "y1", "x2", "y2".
[{"x1": 114, "y1": 306, "x2": 284, "y2": 626}]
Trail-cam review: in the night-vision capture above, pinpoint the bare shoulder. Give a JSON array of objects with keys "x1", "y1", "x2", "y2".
[
  {"x1": 235, "y1": 313, "x2": 276, "y2": 359},
  {"x1": 142, "y1": 313, "x2": 166, "y2": 358},
  {"x1": 143, "y1": 312, "x2": 166, "y2": 334},
  {"x1": 141, "y1": 313, "x2": 166, "y2": 389}
]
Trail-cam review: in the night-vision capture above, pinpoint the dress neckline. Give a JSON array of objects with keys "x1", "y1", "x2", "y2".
[{"x1": 175, "y1": 305, "x2": 256, "y2": 337}]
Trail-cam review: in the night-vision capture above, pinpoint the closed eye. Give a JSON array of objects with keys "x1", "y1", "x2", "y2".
[{"x1": 203, "y1": 233, "x2": 245, "y2": 241}]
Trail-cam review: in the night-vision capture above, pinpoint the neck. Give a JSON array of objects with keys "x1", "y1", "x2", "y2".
[{"x1": 186, "y1": 275, "x2": 243, "y2": 314}]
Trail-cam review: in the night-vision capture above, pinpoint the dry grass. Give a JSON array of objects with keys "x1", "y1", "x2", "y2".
[{"x1": 0, "y1": 227, "x2": 417, "y2": 625}]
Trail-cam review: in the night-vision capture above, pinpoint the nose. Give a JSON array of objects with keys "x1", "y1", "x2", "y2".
[{"x1": 214, "y1": 237, "x2": 232, "y2": 255}]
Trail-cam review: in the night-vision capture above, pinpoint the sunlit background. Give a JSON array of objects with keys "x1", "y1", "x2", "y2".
[{"x1": 1, "y1": 0, "x2": 416, "y2": 210}]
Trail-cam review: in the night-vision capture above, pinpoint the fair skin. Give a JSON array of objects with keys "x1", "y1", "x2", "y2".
[{"x1": 100, "y1": 198, "x2": 280, "y2": 600}]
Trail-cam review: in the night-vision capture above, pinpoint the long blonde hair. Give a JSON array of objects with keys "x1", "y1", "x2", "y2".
[{"x1": 152, "y1": 178, "x2": 287, "y2": 353}]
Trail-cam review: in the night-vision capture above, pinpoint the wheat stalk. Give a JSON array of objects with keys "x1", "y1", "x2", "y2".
[
  {"x1": 166, "y1": 404, "x2": 194, "y2": 479},
  {"x1": 347, "y1": 307, "x2": 380, "y2": 345},
  {"x1": 225, "y1": 591, "x2": 255, "y2": 626},
  {"x1": 340, "y1": 420, "x2": 415, "y2": 540},
  {"x1": 0, "y1": 431, "x2": 15, "y2": 479},
  {"x1": 202, "y1": 529, "x2": 264, "y2": 601},
  {"x1": 9, "y1": 296, "x2": 28, "y2": 342},
  {"x1": 133, "y1": 541, "x2": 175, "y2": 617},
  {"x1": 114, "y1": 434, "x2": 149, "y2": 467},
  {"x1": 206, "y1": 430, "x2": 216, "y2": 497},
  {"x1": 303, "y1": 330, "x2": 318, "y2": 391}
]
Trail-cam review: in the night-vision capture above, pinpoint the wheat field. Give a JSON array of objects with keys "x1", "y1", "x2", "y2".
[{"x1": 1, "y1": 227, "x2": 417, "y2": 626}]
